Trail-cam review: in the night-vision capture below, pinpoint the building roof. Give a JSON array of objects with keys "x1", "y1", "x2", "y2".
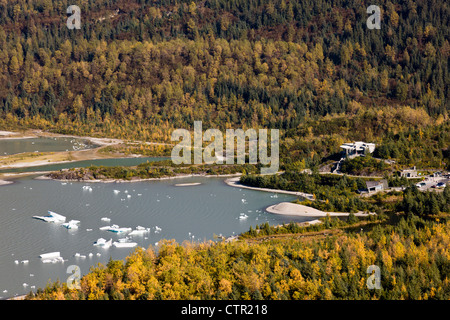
[
  {"x1": 366, "y1": 179, "x2": 388, "y2": 189},
  {"x1": 340, "y1": 142, "x2": 376, "y2": 153}
]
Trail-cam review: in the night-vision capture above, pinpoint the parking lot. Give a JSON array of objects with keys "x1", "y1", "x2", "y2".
[{"x1": 416, "y1": 173, "x2": 449, "y2": 191}]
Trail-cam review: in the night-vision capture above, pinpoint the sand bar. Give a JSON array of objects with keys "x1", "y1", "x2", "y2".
[
  {"x1": 225, "y1": 177, "x2": 314, "y2": 199},
  {"x1": 174, "y1": 182, "x2": 202, "y2": 187},
  {"x1": 266, "y1": 202, "x2": 375, "y2": 217}
]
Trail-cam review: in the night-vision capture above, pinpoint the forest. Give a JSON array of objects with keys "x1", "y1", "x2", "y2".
[
  {"x1": 2, "y1": 0, "x2": 449, "y2": 301},
  {"x1": 26, "y1": 212, "x2": 450, "y2": 300},
  {"x1": 0, "y1": 0, "x2": 448, "y2": 144}
]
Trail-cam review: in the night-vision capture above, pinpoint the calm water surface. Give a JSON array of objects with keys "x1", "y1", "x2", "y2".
[
  {"x1": 0, "y1": 137, "x2": 96, "y2": 156},
  {"x1": 0, "y1": 175, "x2": 309, "y2": 298}
]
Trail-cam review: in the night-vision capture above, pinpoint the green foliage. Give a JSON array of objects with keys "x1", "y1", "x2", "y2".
[{"x1": 340, "y1": 156, "x2": 389, "y2": 176}]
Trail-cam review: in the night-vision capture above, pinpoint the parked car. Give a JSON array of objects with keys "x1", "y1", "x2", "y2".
[
  {"x1": 436, "y1": 182, "x2": 446, "y2": 188},
  {"x1": 416, "y1": 182, "x2": 427, "y2": 188}
]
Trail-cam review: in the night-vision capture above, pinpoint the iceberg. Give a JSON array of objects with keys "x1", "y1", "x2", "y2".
[
  {"x1": 93, "y1": 238, "x2": 112, "y2": 248},
  {"x1": 238, "y1": 213, "x2": 248, "y2": 220},
  {"x1": 33, "y1": 211, "x2": 66, "y2": 223},
  {"x1": 99, "y1": 224, "x2": 131, "y2": 233},
  {"x1": 113, "y1": 239, "x2": 137, "y2": 248},
  {"x1": 129, "y1": 226, "x2": 150, "y2": 236},
  {"x1": 62, "y1": 220, "x2": 80, "y2": 229},
  {"x1": 82, "y1": 185, "x2": 93, "y2": 192},
  {"x1": 40, "y1": 252, "x2": 64, "y2": 263},
  {"x1": 39, "y1": 252, "x2": 61, "y2": 260}
]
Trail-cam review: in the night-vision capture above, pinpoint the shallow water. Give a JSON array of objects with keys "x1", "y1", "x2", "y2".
[
  {"x1": 0, "y1": 137, "x2": 96, "y2": 156},
  {"x1": 0, "y1": 156, "x2": 168, "y2": 173},
  {"x1": 0, "y1": 175, "x2": 309, "y2": 298}
]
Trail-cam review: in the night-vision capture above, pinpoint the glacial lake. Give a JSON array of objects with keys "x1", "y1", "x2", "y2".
[
  {"x1": 0, "y1": 137, "x2": 97, "y2": 156},
  {"x1": 0, "y1": 174, "x2": 310, "y2": 299}
]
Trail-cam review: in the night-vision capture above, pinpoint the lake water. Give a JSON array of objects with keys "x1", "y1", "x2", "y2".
[
  {"x1": 0, "y1": 174, "x2": 309, "y2": 299},
  {"x1": 0, "y1": 137, "x2": 97, "y2": 156}
]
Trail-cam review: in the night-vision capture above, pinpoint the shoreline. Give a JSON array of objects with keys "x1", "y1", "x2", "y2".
[
  {"x1": 224, "y1": 177, "x2": 314, "y2": 199},
  {"x1": 42, "y1": 172, "x2": 243, "y2": 184}
]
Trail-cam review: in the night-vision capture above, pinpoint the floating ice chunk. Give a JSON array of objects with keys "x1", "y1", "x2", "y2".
[
  {"x1": 137, "y1": 194, "x2": 142, "y2": 196},
  {"x1": 101, "y1": 217, "x2": 111, "y2": 222},
  {"x1": 93, "y1": 238, "x2": 112, "y2": 248},
  {"x1": 96, "y1": 253, "x2": 101, "y2": 257},
  {"x1": 113, "y1": 241, "x2": 137, "y2": 248},
  {"x1": 62, "y1": 220, "x2": 80, "y2": 229},
  {"x1": 23, "y1": 283, "x2": 28, "y2": 287},
  {"x1": 14, "y1": 260, "x2": 19, "y2": 264},
  {"x1": 86, "y1": 228, "x2": 93, "y2": 231},
  {"x1": 33, "y1": 211, "x2": 66, "y2": 223},
  {"x1": 39, "y1": 252, "x2": 60, "y2": 259},
  {"x1": 88, "y1": 253, "x2": 93, "y2": 258},
  {"x1": 127, "y1": 195, "x2": 131, "y2": 199},
  {"x1": 30, "y1": 274, "x2": 34, "y2": 277},
  {"x1": 113, "y1": 190, "x2": 120, "y2": 195}
]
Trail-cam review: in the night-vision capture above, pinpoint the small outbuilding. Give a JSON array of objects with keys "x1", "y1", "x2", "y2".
[
  {"x1": 399, "y1": 166, "x2": 417, "y2": 178},
  {"x1": 365, "y1": 179, "x2": 388, "y2": 193}
]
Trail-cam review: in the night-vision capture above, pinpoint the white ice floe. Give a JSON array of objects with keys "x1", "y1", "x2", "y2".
[
  {"x1": 82, "y1": 185, "x2": 93, "y2": 192},
  {"x1": 33, "y1": 211, "x2": 66, "y2": 223},
  {"x1": 99, "y1": 224, "x2": 132, "y2": 234},
  {"x1": 101, "y1": 217, "x2": 111, "y2": 222},
  {"x1": 42, "y1": 257, "x2": 64, "y2": 264},
  {"x1": 62, "y1": 220, "x2": 80, "y2": 229},
  {"x1": 129, "y1": 225, "x2": 150, "y2": 236},
  {"x1": 39, "y1": 252, "x2": 61, "y2": 260},
  {"x1": 93, "y1": 238, "x2": 112, "y2": 248},
  {"x1": 113, "y1": 190, "x2": 120, "y2": 195},
  {"x1": 239, "y1": 213, "x2": 248, "y2": 220},
  {"x1": 39, "y1": 252, "x2": 64, "y2": 263},
  {"x1": 113, "y1": 238, "x2": 137, "y2": 248}
]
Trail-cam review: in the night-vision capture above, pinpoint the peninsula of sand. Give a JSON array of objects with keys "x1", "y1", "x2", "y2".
[{"x1": 266, "y1": 202, "x2": 375, "y2": 218}]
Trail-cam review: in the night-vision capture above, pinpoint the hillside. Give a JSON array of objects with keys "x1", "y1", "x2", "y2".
[{"x1": 0, "y1": 0, "x2": 448, "y2": 143}]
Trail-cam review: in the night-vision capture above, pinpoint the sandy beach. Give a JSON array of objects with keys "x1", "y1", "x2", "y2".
[{"x1": 266, "y1": 202, "x2": 375, "y2": 217}]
